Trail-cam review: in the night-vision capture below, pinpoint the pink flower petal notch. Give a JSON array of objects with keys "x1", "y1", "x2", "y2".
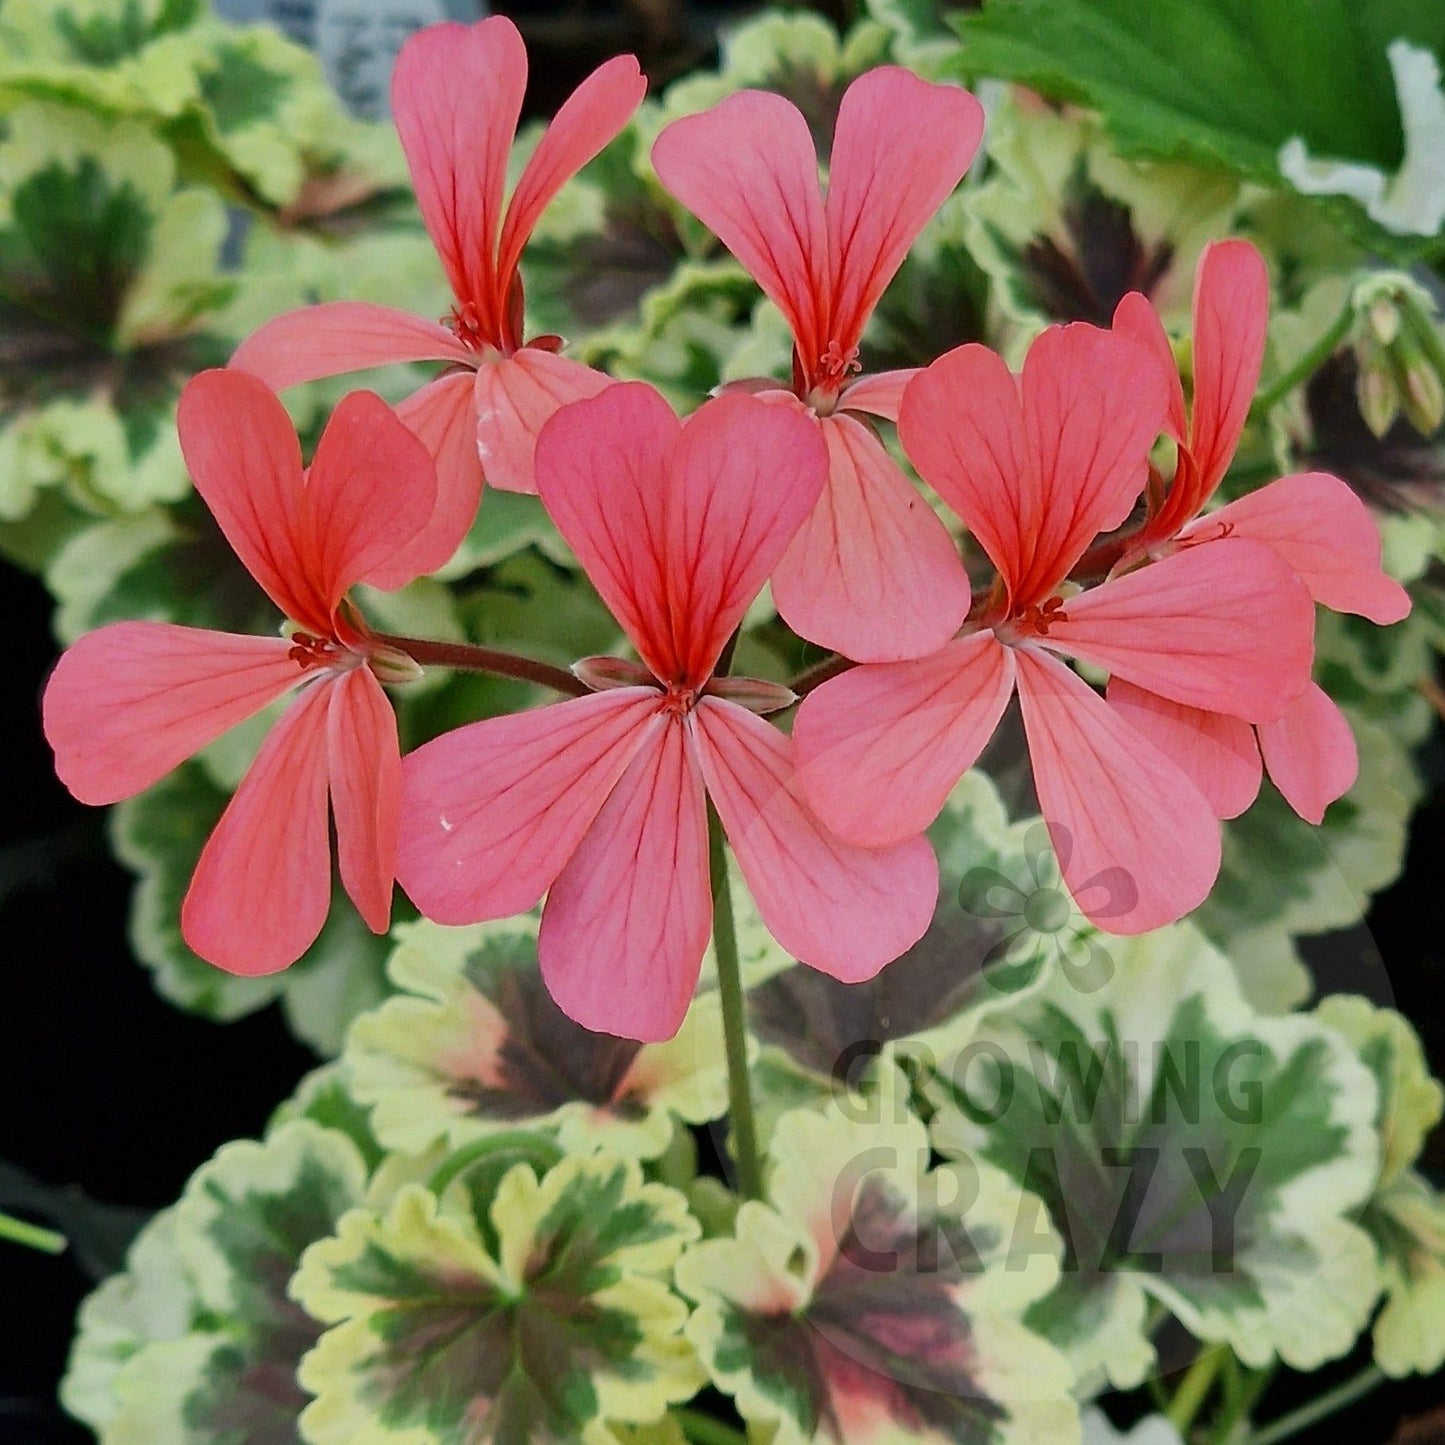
[
  {"x1": 43, "y1": 369, "x2": 440, "y2": 975},
  {"x1": 795, "y1": 320, "x2": 1319, "y2": 936},
  {"x1": 1110, "y1": 239, "x2": 1410, "y2": 822},
  {"x1": 231, "y1": 17, "x2": 645, "y2": 542},
  {"x1": 397, "y1": 382, "x2": 938, "y2": 1043},
  {"x1": 652, "y1": 67, "x2": 985, "y2": 663}
]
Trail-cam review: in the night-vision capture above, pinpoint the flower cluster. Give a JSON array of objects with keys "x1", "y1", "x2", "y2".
[{"x1": 42, "y1": 16, "x2": 1407, "y2": 1044}]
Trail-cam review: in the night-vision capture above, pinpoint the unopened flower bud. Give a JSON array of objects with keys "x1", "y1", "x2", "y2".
[
  {"x1": 1355, "y1": 344, "x2": 1401, "y2": 438},
  {"x1": 1368, "y1": 296, "x2": 1402, "y2": 346},
  {"x1": 369, "y1": 644, "x2": 424, "y2": 685},
  {"x1": 1401, "y1": 344, "x2": 1445, "y2": 435}
]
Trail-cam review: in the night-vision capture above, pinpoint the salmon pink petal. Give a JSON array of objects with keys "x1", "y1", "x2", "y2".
[
  {"x1": 181, "y1": 679, "x2": 334, "y2": 975},
  {"x1": 1188, "y1": 240, "x2": 1269, "y2": 496},
  {"x1": 327, "y1": 668, "x2": 401, "y2": 934},
  {"x1": 370, "y1": 370, "x2": 486, "y2": 587},
  {"x1": 793, "y1": 631, "x2": 1015, "y2": 847},
  {"x1": 691, "y1": 699, "x2": 938, "y2": 982},
  {"x1": 1200, "y1": 471, "x2": 1411, "y2": 624},
  {"x1": 1015, "y1": 323, "x2": 1169, "y2": 605},
  {"x1": 391, "y1": 17, "x2": 525, "y2": 311},
  {"x1": 824, "y1": 68, "x2": 983, "y2": 349},
  {"x1": 302, "y1": 390, "x2": 437, "y2": 606},
  {"x1": 229, "y1": 302, "x2": 474, "y2": 391},
  {"x1": 771, "y1": 412, "x2": 970, "y2": 662},
  {"x1": 1107, "y1": 679, "x2": 1261, "y2": 820},
  {"x1": 475, "y1": 348, "x2": 613, "y2": 495},
  {"x1": 1044, "y1": 538, "x2": 1315, "y2": 723},
  {"x1": 652, "y1": 90, "x2": 829, "y2": 367},
  {"x1": 176, "y1": 370, "x2": 318, "y2": 629},
  {"x1": 840, "y1": 368, "x2": 916, "y2": 422},
  {"x1": 396, "y1": 688, "x2": 663, "y2": 926},
  {"x1": 1014, "y1": 649, "x2": 1221, "y2": 935},
  {"x1": 1112, "y1": 291, "x2": 1186, "y2": 442},
  {"x1": 667, "y1": 392, "x2": 829, "y2": 681},
  {"x1": 44, "y1": 623, "x2": 298, "y2": 806},
  {"x1": 539, "y1": 719, "x2": 710, "y2": 1042},
  {"x1": 899, "y1": 343, "x2": 1032, "y2": 595},
  {"x1": 1258, "y1": 682, "x2": 1358, "y2": 825},
  {"x1": 496, "y1": 54, "x2": 646, "y2": 302},
  {"x1": 533, "y1": 382, "x2": 678, "y2": 677}
]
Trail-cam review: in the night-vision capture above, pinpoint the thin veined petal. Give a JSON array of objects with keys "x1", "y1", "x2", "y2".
[
  {"x1": 840, "y1": 368, "x2": 917, "y2": 423},
  {"x1": 1044, "y1": 538, "x2": 1316, "y2": 724},
  {"x1": 771, "y1": 411, "x2": 971, "y2": 662},
  {"x1": 44, "y1": 623, "x2": 299, "y2": 806},
  {"x1": 181, "y1": 680, "x2": 334, "y2": 976},
  {"x1": 899, "y1": 342, "x2": 1033, "y2": 595},
  {"x1": 533, "y1": 382, "x2": 678, "y2": 677},
  {"x1": 370, "y1": 370, "x2": 486, "y2": 587},
  {"x1": 495, "y1": 54, "x2": 646, "y2": 305},
  {"x1": 1112, "y1": 291, "x2": 1186, "y2": 443},
  {"x1": 229, "y1": 302, "x2": 474, "y2": 391},
  {"x1": 176, "y1": 369, "x2": 319, "y2": 631},
  {"x1": 475, "y1": 347, "x2": 613, "y2": 495},
  {"x1": 666, "y1": 391, "x2": 828, "y2": 682},
  {"x1": 1257, "y1": 682, "x2": 1359, "y2": 825},
  {"x1": 652, "y1": 89, "x2": 829, "y2": 367},
  {"x1": 327, "y1": 667, "x2": 401, "y2": 934},
  {"x1": 1014, "y1": 649, "x2": 1221, "y2": 935},
  {"x1": 793, "y1": 631, "x2": 1015, "y2": 847},
  {"x1": 1015, "y1": 323, "x2": 1169, "y2": 606},
  {"x1": 1107, "y1": 679, "x2": 1262, "y2": 820},
  {"x1": 1186, "y1": 239, "x2": 1269, "y2": 498},
  {"x1": 539, "y1": 719, "x2": 710, "y2": 1043},
  {"x1": 396, "y1": 688, "x2": 663, "y2": 926},
  {"x1": 824, "y1": 67, "x2": 983, "y2": 349},
  {"x1": 691, "y1": 699, "x2": 938, "y2": 982},
  {"x1": 301, "y1": 390, "x2": 437, "y2": 608},
  {"x1": 391, "y1": 17, "x2": 526, "y2": 312},
  {"x1": 1199, "y1": 471, "x2": 1412, "y2": 624}
]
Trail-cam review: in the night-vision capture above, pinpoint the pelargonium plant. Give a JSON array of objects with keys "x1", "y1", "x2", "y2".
[{"x1": 26, "y1": 10, "x2": 1445, "y2": 1445}]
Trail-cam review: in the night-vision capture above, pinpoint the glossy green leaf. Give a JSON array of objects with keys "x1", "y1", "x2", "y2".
[{"x1": 955, "y1": 0, "x2": 1445, "y2": 257}]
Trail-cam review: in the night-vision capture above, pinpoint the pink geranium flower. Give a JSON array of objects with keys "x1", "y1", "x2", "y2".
[
  {"x1": 43, "y1": 371, "x2": 437, "y2": 975},
  {"x1": 232, "y1": 17, "x2": 645, "y2": 564},
  {"x1": 652, "y1": 67, "x2": 984, "y2": 663},
  {"x1": 396, "y1": 383, "x2": 938, "y2": 1042},
  {"x1": 1109, "y1": 240, "x2": 1412, "y2": 823},
  {"x1": 793, "y1": 323, "x2": 1318, "y2": 934}
]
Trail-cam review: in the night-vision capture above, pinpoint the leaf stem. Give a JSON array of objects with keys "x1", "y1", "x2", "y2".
[
  {"x1": 1244, "y1": 1364, "x2": 1386, "y2": 1445},
  {"x1": 708, "y1": 804, "x2": 763, "y2": 1202},
  {"x1": 370, "y1": 632, "x2": 590, "y2": 697},
  {"x1": 675, "y1": 1407, "x2": 748, "y2": 1445},
  {"x1": 1252, "y1": 303, "x2": 1353, "y2": 417},
  {"x1": 1166, "y1": 1345, "x2": 1228, "y2": 1434},
  {"x1": 0, "y1": 1210, "x2": 66, "y2": 1254},
  {"x1": 426, "y1": 1131, "x2": 565, "y2": 1196}
]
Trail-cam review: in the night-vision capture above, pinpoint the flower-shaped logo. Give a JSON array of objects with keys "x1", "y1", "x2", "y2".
[{"x1": 957, "y1": 822, "x2": 1136, "y2": 996}]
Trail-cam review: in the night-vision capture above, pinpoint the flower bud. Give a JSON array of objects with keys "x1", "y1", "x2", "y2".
[
  {"x1": 1349, "y1": 272, "x2": 1445, "y2": 438},
  {"x1": 1355, "y1": 340, "x2": 1401, "y2": 438},
  {"x1": 368, "y1": 644, "x2": 424, "y2": 685}
]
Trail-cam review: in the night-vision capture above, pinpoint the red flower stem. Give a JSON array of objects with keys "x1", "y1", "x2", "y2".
[
  {"x1": 790, "y1": 652, "x2": 855, "y2": 697},
  {"x1": 370, "y1": 632, "x2": 591, "y2": 697}
]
